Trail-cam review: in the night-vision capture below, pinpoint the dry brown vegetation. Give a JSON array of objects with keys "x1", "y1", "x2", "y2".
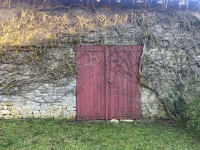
[{"x1": 0, "y1": 6, "x2": 139, "y2": 48}]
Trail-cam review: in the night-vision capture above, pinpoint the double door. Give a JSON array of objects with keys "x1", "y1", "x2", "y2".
[{"x1": 76, "y1": 45, "x2": 141, "y2": 121}]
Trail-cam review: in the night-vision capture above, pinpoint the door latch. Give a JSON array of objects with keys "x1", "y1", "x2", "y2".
[{"x1": 107, "y1": 79, "x2": 112, "y2": 83}]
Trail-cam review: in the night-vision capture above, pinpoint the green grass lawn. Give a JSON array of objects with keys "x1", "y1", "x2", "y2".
[{"x1": 0, "y1": 119, "x2": 199, "y2": 150}]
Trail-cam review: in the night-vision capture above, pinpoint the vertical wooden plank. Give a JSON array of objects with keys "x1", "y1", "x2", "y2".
[
  {"x1": 86, "y1": 50, "x2": 91, "y2": 120},
  {"x1": 100, "y1": 51, "x2": 105, "y2": 119},
  {"x1": 127, "y1": 50, "x2": 133, "y2": 119},
  {"x1": 108, "y1": 47, "x2": 114, "y2": 119},
  {"x1": 113, "y1": 54, "x2": 119, "y2": 120},
  {"x1": 76, "y1": 50, "x2": 81, "y2": 120},
  {"x1": 105, "y1": 46, "x2": 109, "y2": 121},
  {"x1": 76, "y1": 49, "x2": 87, "y2": 120},
  {"x1": 89, "y1": 51, "x2": 94, "y2": 120},
  {"x1": 93, "y1": 51, "x2": 98, "y2": 119}
]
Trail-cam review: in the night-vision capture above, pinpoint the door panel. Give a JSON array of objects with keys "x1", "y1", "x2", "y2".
[
  {"x1": 107, "y1": 46, "x2": 141, "y2": 119},
  {"x1": 76, "y1": 46, "x2": 105, "y2": 120}
]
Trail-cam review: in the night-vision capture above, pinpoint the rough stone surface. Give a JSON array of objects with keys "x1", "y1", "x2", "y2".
[
  {"x1": 11, "y1": 110, "x2": 19, "y2": 115},
  {"x1": 4, "y1": 115, "x2": 14, "y2": 119},
  {"x1": 22, "y1": 113, "x2": 33, "y2": 118},
  {"x1": 1, "y1": 7, "x2": 194, "y2": 120},
  {"x1": 0, "y1": 111, "x2": 2, "y2": 117},
  {"x1": 120, "y1": 119, "x2": 133, "y2": 122},
  {"x1": 0, "y1": 105, "x2": 4, "y2": 110},
  {"x1": 14, "y1": 114, "x2": 23, "y2": 119},
  {"x1": 110, "y1": 119, "x2": 119, "y2": 123},
  {"x1": 141, "y1": 87, "x2": 168, "y2": 119},
  {"x1": 0, "y1": 47, "x2": 167, "y2": 120},
  {"x1": 1, "y1": 110, "x2": 11, "y2": 115}
]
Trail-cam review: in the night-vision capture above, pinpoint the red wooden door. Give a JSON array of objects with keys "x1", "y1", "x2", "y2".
[{"x1": 76, "y1": 45, "x2": 141, "y2": 121}]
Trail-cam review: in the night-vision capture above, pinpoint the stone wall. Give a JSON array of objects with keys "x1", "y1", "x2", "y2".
[
  {"x1": 0, "y1": 44, "x2": 168, "y2": 120},
  {"x1": 0, "y1": 45, "x2": 167, "y2": 120},
  {"x1": 0, "y1": 81, "x2": 76, "y2": 119},
  {"x1": 0, "y1": 45, "x2": 76, "y2": 119},
  {"x1": 1, "y1": 6, "x2": 199, "y2": 120}
]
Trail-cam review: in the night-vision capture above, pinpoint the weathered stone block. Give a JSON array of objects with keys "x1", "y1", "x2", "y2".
[
  {"x1": 40, "y1": 110, "x2": 49, "y2": 115},
  {"x1": 33, "y1": 110, "x2": 40, "y2": 114},
  {"x1": 63, "y1": 110, "x2": 70, "y2": 116},
  {"x1": 7, "y1": 106, "x2": 12, "y2": 111},
  {"x1": 4, "y1": 115, "x2": 14, "y2": 119},
  {"x1": 12, "y1": 105, "x2": 22, "y2": 111},
  {"x1": 41, "y1": 103, "x2": 51, "y2": 111},
  {"x1": 66, "y1": 111, "x2": 76, "y2": 120},
  {"x1": 1, "y1": 110, "x2": 11, "y2": 115},
  {"x1": 51, "y1": 109, "x2": 63, "y2": 118},
  {"x1": 11, "y1": 110, "x2": 19, "y2": 115},
  {"x1": 52, "y1": 95, "x2": 58, "y2": 100},
  {"x1": 51, "y1": 105, "x2": 62, "y2": 110},
  {"x1": 23, "y1": 113, "x2": 33, "y2": 118},
  {"x1": 20, "y1": 109, "x2": 32, "y2": 115},
  {"x1": 32, "y1": 106, "x2": 41, "y2": 111},
  {"x1": 120, "y1": 119, "x2": 133, "y2": 122},
  {"x1": 0, "y1": 105, "x2": 4, "y2": 110},
  {"x1": 0, "y1": 96, "x2": 9, "y2": 102},
  {"x1": 40, "y1": 113, "x2": 51, "y2": 118},
  {"x1": 110, "y1": 119, "x2": 119, "y2": 123},
  {"x1": 141, "y1": 87, "x2": 168, "y2": 119},
  {"x1": 33, "y1": 113, "x2": 41, "y2": 118},
  {"x1": 11, "y1": 96, "x2": 25, "y2": 102},
  {"x1": 26, "y1": 101, "x2": 41, "y2": 106},
  {"x1": 34, "y1": 97, "x2": 43, "y2": 102},
  {"x1": 14, "y1": 114, "x2": 23, "y2": 119},
  {"x1": 69, "y1": 107, "x2": 76, "y2": 111}
]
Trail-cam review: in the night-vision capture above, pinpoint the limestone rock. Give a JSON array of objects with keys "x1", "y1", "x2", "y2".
[
  {"x1": 110, "y1": 119, "x2": 119, "y2": 123},
  {"x1": 40, "y1": 114, "x2": 50, "y2": 118},
  {"x1": 32, "y1": 106, "x2": 41, "y2": 111},
  {"x1": 41, "y1": 103, "x2": 51, "y2": 111},
  {"x1": 1, "y1": 110, "x2": 11, "y2": 115},
  {"x1": 4, "y1": 115, "x2": 14, "y2": 119},
  {"x1": 7, "y1": 106, "x2": 12, "y2": 111},
  {"x1": 12, "y1": 105, "x2": 22, "y2": 111},
  {"x1": 22, "y1": 113, "x2": 33, "y2": 118},
  {"x1": 11, "y1": 110, "x2": 19, "y2": 115},
  {"x1": 0, "y1": 111, "x2": 2, "y2": 118},
  {"x1": 20, "y1": 109, "x2": 32, "y2": 115},
  {"x1": 33, "y1": 113, "x2": 41, "y2": 118},
  {"x1": 14, "y1": 114, "x2": 23, "y2": 119},
  {"x1": 33, "y1": 110, "x2": 40, "y2": 114},
  {"x1": 51, "y1": 110, "x2": 63, "y2": 118},
  {"x1": 66, "y1": 111, "x2": 76, "y2": 120},
  {"x1": 120, "y1": 119, "x2": 133, "y2": 122},
  {"x1": 0, "y1": 105, "x2": 4, "y2": 110}
]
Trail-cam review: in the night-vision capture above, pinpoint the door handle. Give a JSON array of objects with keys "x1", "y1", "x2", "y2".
[{"x1": 107, "y1": 79, "x2": 112, "y2": 83}]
